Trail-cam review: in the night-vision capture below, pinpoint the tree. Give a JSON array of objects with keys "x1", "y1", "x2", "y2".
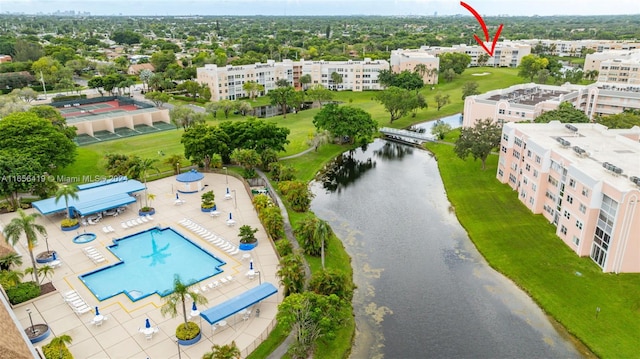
[
  {"x1": 268, "y1": 86, "x2": 299, "y2": 118},
  {"x1": 31, "y1": 56, "x2": 71, "y2": 86},
  {"x1": 0, "y1": 112, "x2": 76, "y2": 171},
  {"x1": 585, "y1": 69, "x2": 599, "y2": 81},
  {"x1": 278, "y1": 180, "x2": 314, "y2": 212},
  {"x1": 219, "y1": 118, "x2": 290, "y2": 153},
  {"x1": 595, "y1": 110, "x2": 640, "y2": 129},
  {"x1": 160, "y1": 275, "x2": 208, "y2": 326},
  {"x1": 439, "y1": 52, "x2": 472, "y2": 75},
  {"x1": 216, "y1": 99, "x2": 236, "y2": 118},
  {"x1": 0, "y1": 150, "x2": 44, "y2": 210},
  {"x1": 203, "y1": 341, "x2": 241, "y2": 359},
  {"x1": 230, "y1": 148, "x2": 261, "y2": 177},
  {"x1": 170, "y1": 105, "x2": 206, "y2": 129},
  {"x1": 10, "y1": 88, "x2": 38, "y2": 103},
  {"x1": 477, "y1": 53, "x2": 490, "y2": 67},
  {"x1": 454, "y1": 118, "x2": 502, "y2": 170},
  {"x1": 165, "y1": 154, "x2": 184, "y2": 175},
  {"x1": 434, "y1": 93, "x2": 451, "y2": 111},
  {"x1": 518, "y1": 55, "x2": 550, "y2": 82},
  {"x1": 461, "y1": 81, "x2": 480, "y2": 100},
  {"x1": 88, "y1": 76, "x2": 104, "y2": 96},
  {"x1": 242, "y1": 81, "x2": 263, "y2": 101},
  {"x1": 277, "y1": 252, "x2": 306, "y2": 296},
  {"x1": 145, "y1": 91, "x2": 171, "y2": 108},
  {"x1": 54, "y1": 184, "x2": 79, "y2": 219},
  {"x1": 151, "y1": 50, "x2": 177, "y2": 73},
  {"x1": 330, "y1": 71, "x2": 343, "y2": 90},
  {"x1": 300, "y1": 74, "x2": 312, "y2": 90},
  {"x1": 443, "y1": 68, "x2": 457, "y2": 82},
  {"x1": 312, "y1": 104, "x2": 377, "y2": 144},
  {"x1": 276, "y1": 78, "x2": 290, "y2": 88},
  {"x1": 306, "y1": 84, "x2": 333, "y2": 107},
  {"x1": 235, "y1": 101, "x2": 253, "y2": 116},
  {"x1": 181, "y1": 124, "x2": 231, "y2": 170},
  {"x1": 127, "y1": 158, "x2": 159, "y2": 208},
  {"x1": 376, "y1": 70, "x2": 423, "y2": 91},
  {"x1": 177, "y1": 80, "x2": 200, "y2": 98},
  {"x1": 376, "y1": 87, "x2": 422, "y2": 123},
  {"x1": 431, "y1": 120, "x2": 452, "y2": 140},
  {"x1": 309, "y1": 269, "x2": 353, "y2": 300},
  {"x1": 534, "y1": 102, "x2": 589, "y2": 123},
  {"x1": 139, "y1": 68, "x2": 153, "y2": 91},
  {"x1": 111, "y1": 30, "x2": 143, "y2": 45},
  {"x1": 3, "y1": 209, "x2": 47, "y2": 286},
  {"x1": 0, "y1": 252, "x2": 23, "y2": 271},
  {"x1": 534, "y1": 69, "x2": 551, "y2": 84}
]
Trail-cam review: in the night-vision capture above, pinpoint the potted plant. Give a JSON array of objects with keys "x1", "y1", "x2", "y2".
[
  {"x1": 139, "y1": 193, "x2": 156, "y2": 216},
  {"x1": 160, "y1": 275, "x2": 208, "y2": 346},
  {"x1": 60, "y1": 218, "x2": 79, "y2": 231},
  {"x1": 200, "y1": 190, "x2": 216, "y2": 212},
  {"x1": 238, "y1": 225, "x2": 259, "y2": 250}
]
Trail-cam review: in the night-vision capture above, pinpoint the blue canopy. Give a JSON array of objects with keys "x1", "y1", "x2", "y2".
[
  {"x1": 200, "y1": 282, "x2": 278, "y2": 325},
  {"x1": 176, "y1": 169, "x2": 204, "y2": 183},
  {"x1": 32, "y1": 180, "x2": 144, "y2": 216}
]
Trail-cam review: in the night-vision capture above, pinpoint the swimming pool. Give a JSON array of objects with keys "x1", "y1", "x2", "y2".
[{"x1": 79, "y1": 227, "x2": 225, "y2": 301}]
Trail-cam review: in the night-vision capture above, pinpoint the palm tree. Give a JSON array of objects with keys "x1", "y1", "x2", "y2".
[
  {"x1": 24, "y1": 265, "x2": 55, "y2": 285},
  {"x1": 314, "y1": 219, "x2": 332, "y2": 270},
  {"x1": 160, "y1": 275, "x2": 208, "y2": 326},
  {"x1": 49, "y1": 334, "x2": 73, "y2": 358},
  {"x1": 54, "y1": 184, "x2": 79, "y2": 219},
  {"x1": 3, "y1": 209, "x2": 47, "y2": 285},
  {"x1": 277, "y1": 253, "x2": 306, "y2": 296},
  {"x1": 0, "y1": 252, "x2": 23, "y2": 271},
  {"x1": 128, "y1": 158, "x2": 159, "y2": 208},
  {"x1": 0, "y1": 269, "x2": 24, "y2": 287},
  {"x1": 164, "y1": 154, "x2": 184, "y2": 175},
  {"x1": 203, "y1": 341, "x2": 241, "y2": 359}
]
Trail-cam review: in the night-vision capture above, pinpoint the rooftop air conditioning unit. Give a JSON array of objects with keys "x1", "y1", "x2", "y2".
[
  {"x1": 565, "y1": 124, "x2": 578, "y2": 132},
  {"x1": 572, "y1": 146, "x2": 588, "y2": 157},
  {"x1": 556, "y1": 137, "x2": 571, "y2": 147},
  {"x1": 630, "y1": 176, "x2": 640, "y2": 187}
]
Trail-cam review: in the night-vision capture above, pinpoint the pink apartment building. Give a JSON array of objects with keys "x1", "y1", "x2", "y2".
[{"x1": 497, "y1": 121, "x2": 640, "y2": 272}]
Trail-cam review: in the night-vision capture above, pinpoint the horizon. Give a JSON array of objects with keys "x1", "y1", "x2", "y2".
[{"x1": 1, "y1": 0, "x2": 639, "y2": 17}]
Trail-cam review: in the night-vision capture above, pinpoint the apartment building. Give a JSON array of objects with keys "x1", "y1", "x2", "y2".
[
  {"x1": 389, "y1": 49, "x2": 440, "y2": 84},
  {"x1": 416, "y1": 41, "x2": 531, "y2": 68},
  {"x1": 521, "y1": 39, "x2": 640, "y2": 57},
  {"x1": 463, "y1": 82, "x2": 640, "y2": 127},
  {"x1": 583, "y1": 50, "x2": 640, "y2": 85},
  {"x1": 197, "y1": 58, "x2": 389, "y2": 101},
  {"x1": 497, "y1": 121, "x2": 640, "y2": 272}
]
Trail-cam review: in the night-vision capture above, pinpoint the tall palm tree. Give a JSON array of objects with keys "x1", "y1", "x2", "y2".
[
  {"x1": 314, "y1": 219, "x2": 333, "y2": 270},
  {"x1": 3, "y1": 209, "x2": 47, "y2": 285},
  {"x1": 160, "y1": 275, "x2": 208, "y2": 326},
  {"x1": 277, "y1": 253, "x2": 306, "y2": 296},
  {"x1": 128, "y1": 158, "x2": 159, "y2": 208},
  {"x1": 54, "y1": 184, "x2": 79, "y2": 219}
]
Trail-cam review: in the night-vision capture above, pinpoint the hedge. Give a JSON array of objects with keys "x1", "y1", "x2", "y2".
[{"x1": 6, "y1": 281, "x2": 40, "y2": 305}]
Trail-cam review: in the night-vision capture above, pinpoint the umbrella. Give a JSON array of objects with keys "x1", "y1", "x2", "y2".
[
  {"x1": 95, "y1": 306, "x2": 100, "y2": 316},
  {"x1": 226, "y1": 187, "x2": 230, "y2": 194},
  {"x1": 250, "y1": 260, "x2": 254, "y2": 270},
  {"x1": 145, "y1": 318, "x2": 151, "y2": 328},
  {"x1": 192, "y1": 302, "x2": 197, "y2": 311},
  {"x1": 176, "y1": 193, "x2": 179, "y2": 200},
  {"x1": 52, "y1": 252, "x2": 57, "y2": 260},
  {"x1": 229, "y1": 212, "x2": 233, "y2": 220}
]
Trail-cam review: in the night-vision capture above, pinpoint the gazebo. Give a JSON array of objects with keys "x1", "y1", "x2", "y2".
[{"x1": 176, "y1": 169, "x2": 204, "y2": 193}]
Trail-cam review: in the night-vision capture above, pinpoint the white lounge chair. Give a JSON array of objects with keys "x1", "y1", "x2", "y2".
[
  {"x1": 225, "y1": 246, "x2": 236, "y2": 253},
  {"x1": 102, "y1": 226, "x2": 110, "y2": 233},
  {"x1": 136, "y1": 218, "x2": 144, "y2": 225},
  {"x1": 146, "y1": 214, "x2": 154, "y2": 221},
  {"x1": 208, "y1": 281, "x2": 219, "y2": 290},
  {"x1": 219, "y1": 277, "x2": 228, "y2": 285},
  {"x1": 121, "y1": 222, "x2": 128, "y2": 229},
  {"x1": 140, "y1": 216, "x2": 148, "y2": 223},
  {"x1": 74, "y1": 305, "x2": 92, "y2": 315},
  {"x1": 226, "y1": 275, "x2": 234, "y2": 282},
  {"x1": 107, "y1": 225, "x2": 115, "y2": 232},
  {"x1": 228, "y1": 248, "x2": 240, "y2": 256}
]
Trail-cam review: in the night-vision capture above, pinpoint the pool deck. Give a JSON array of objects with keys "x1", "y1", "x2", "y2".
[{"x1": 0, "y1": 173, "x2": 283, "y2": 358}]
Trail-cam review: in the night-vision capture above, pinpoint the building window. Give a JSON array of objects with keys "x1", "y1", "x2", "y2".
[
  {"x1": 564, "y1": 210, "x2": 571, "y2": 219},
  {"x1": 567, "y1": 195, "x2": 573, "y2": 204},
  {"x1": 533, "y1": 169, "x2": 539, "y2": 178},
  {"x1": 573, "y1": 236, "x2": 580, "y2": 246},
  {"x1": 513, "y1": 150, "x2": 520, "y2": 159},
  {"x1": 503, "y1": 134, "x2": 509, "y2": 141},
  {"x1": 590, "y1": 194, "x2": 618, "y2": 268},
  {"x1": 501, "y1": 146, "x2": 507, "y2": 153},
  {"x1": 576, "y1": 220, "x2": 583, "y2": 230},
  {"x1": 508, "y1": 174, "x2": 517, "y2": 184},
  {"x1": 514, "y1": 138, "x2": 523, "y2": 147},
  {"x1": 529, "y1": 196, "x2": 534, "y2": 205},
  {"x1": 548, "y1": 176, "x2": 558, "y2": 187},
  {"x1": 560, "y1": 225, "x2": 567, "y2": 235},
  {"x1": 525, "y1": 164, "x2": 531, "y2": 171},
  {"x1": 499, "y1": 109, "x2": 505, "y2": 114},
  {"x1": 535, "y1": 155, "x2": 541, "y2": 164},
  {"x1": 532, "y1": 184, "x2": 537, "y2": 192},
  {"x1": 569, "y1": 178, "x2": 576, "y2": 188},
  {"x1": 523, "y1": 177, "x2": 528, "y2": 185},
  {"x1": 579, "y1": 203, "x2": 587, "y2": 214},
  {"x1": 582, "y1": 188, "x2": 589, "y2": 197},
  {"x1": 527, "y1": 150, "x2": 532, "y2": 157}
]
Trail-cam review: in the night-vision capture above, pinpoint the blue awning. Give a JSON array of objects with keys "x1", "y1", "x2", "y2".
[
  {"x1": 176, "y1": 169, "x2": 204, "y2": 183},
  {"x1": 200, "y1": 282, "x2": 278, "y2": 325},
  {"x1": 32, "y1": 179, "x2": 145, "y2": 216}
]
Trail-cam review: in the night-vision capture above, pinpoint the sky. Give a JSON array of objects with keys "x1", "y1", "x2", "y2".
[{"x1": 0, "y1": 0, "x2": 638, "y2": 16}]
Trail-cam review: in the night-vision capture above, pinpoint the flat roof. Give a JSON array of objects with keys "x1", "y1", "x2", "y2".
[
  {"x1": 486, "y1": 86, "x2": 569, "y2": 105},
  {"x1": 32, "y1": 179, "x2": 145, "y2": 216},
  {"x1": 200, "y1": 282, "x2": 278, "y2": 325}
]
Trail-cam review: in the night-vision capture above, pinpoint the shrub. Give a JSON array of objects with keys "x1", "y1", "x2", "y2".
[
  {"x1": 201, "y1": 190, "x2": 216, "y2": 209},
  {"x1": 60, "y1": 218, "x2": 78, "y2": 228},
  {"x1": 51, "y1": 94, "x2": 87, "y2": 102},
  {"x1": 309, "y1": 269, "x2": 354, "y2": 301},
  {"x1": 6, "y1": 281, "x2": 40, "y2": 305},
  {"x1": 176, "y1": 321, "x2": 200, "y2": 340},
  {"x1": 42, "y1": 342, "x2": 73, "y2": 359}
]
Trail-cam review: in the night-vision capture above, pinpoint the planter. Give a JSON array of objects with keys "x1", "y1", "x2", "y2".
[
  {"x1": 26, "y1": 324, "x2": 50, "y2": 344},
  {"x1": 139, "y1": 208, "x2": 156, "y2": 216},
  {"x1": 36, "y1": 251, "x2": 57, "y2": 264},
  {"x1": 200, "y1": 205, "x2": 217, "y2": 213},
  {"x1": 239, "y1": 241, "x2": 258, "y2": 251},
  {"x1": 61, "y1": 223, "x2": 80, "y2": 231},
  {"x1": 177, "y1": 330, "x2": 201, "y2": 346}
]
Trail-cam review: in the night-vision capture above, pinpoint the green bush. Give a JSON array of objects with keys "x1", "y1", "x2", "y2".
[
  {"x1": 201, "y1": 190, "x2": 216, "y2": 209},
  {"x1": 6, "y1": 281, "x2": 40, "y2": 305},
  {"x1": 176, "y1": 321, "x2": 200, "y2": 340},
  {"x1": 51, "y1": 94, "x2": 87, "y2": 103},
  {"x1": 172, "y1": 95, "x2": 207, "y2": 104},
  {"x1": 60, "y1": 218, "x2": 78, "y2": 228},
  {"x1": 42, "y1": 342, "x2": 73, "y2": 359}
]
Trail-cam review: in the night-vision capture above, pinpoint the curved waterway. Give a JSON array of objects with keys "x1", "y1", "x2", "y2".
[{"x1": 310, "y1": 139, "x2": 582, "y2": 359}]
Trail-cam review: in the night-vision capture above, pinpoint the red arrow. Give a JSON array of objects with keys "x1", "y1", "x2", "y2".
[{"x1": 460, "y1": 1, "x2": 503, "y2": 56}]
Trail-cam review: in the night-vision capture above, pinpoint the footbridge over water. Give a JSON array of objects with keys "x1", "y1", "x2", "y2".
[{"x1": 379, "y1": 127, "x2": 435, "y2": 145}]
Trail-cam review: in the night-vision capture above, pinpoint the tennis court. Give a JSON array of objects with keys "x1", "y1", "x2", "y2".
[{"x1": 59, "y1": 100, "x2": 138, "y2": 119}]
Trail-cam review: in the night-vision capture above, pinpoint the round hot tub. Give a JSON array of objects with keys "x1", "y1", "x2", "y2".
[{"x1": 73, "y1": 233, "x2": 97, "y2": 244}]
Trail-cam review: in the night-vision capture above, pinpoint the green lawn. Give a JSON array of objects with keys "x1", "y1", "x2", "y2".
[{"x1": 425, "y1": 142, "x2": 640, "y2": 359}]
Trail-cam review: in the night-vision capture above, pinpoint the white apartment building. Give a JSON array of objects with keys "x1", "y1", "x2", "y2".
[
  {"x1": 463, "y1": 82, "x2": 640, "y2": 127},
  {"x1": 521, "y1": 39, "x2": 640, "y2": 57},
  {"x1": 584, "y1": 50, "x2": 640, "y2": 85},
  {"x1": 497, "y1": 121, "x2": 640, "y2": 272},
  {"x1": 416, "y1": 41, "x2": 531, "y2": 68},
  {"x1": 197, "y1": 58, "x2": 389, "y2": 102},
  {"x1": 389, "y1": 49, "x2": 440, "y2": 84}
]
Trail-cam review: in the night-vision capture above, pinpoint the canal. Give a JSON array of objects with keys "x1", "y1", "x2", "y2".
[{"x1": 309, "y1": 138, "x2": 582, "y2": 359}]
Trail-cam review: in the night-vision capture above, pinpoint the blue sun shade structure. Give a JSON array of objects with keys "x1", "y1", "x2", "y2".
[
  {"x1": 176, "y1": 169, "x2": 205, "y2": 193},
  {"x1": 32, "y1": 179, "x2": 145, "y2": 216},
  {"x1": 200, "y1": 283, "x2": 278, "y2": 325}
]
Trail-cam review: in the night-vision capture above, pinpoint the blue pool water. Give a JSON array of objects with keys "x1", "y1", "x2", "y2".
[
  {"x1": 79, "y1": 227, "x2": 225, "y2": 301},
  {"x1": 73, "y1": 233, "x2": 96, "y2": 244}
]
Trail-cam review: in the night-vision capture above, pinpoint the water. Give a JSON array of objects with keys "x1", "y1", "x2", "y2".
[
  {"x1": 72, "y1": 233, "x2": 97, "y2": 244},
  {"x1": 80, "y1": 227, "x2": 225, "y2": 301},
  {"x1": 414, "y1": 113, "x2": 463, "y2": 132},
  {"x1": 310, "y1": 140, "x2": 582, "y2": 359}
]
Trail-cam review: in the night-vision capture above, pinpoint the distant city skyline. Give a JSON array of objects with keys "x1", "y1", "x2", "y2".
[{"x1": 1, "y1": 0, "x2": 639, "y2": 16}]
